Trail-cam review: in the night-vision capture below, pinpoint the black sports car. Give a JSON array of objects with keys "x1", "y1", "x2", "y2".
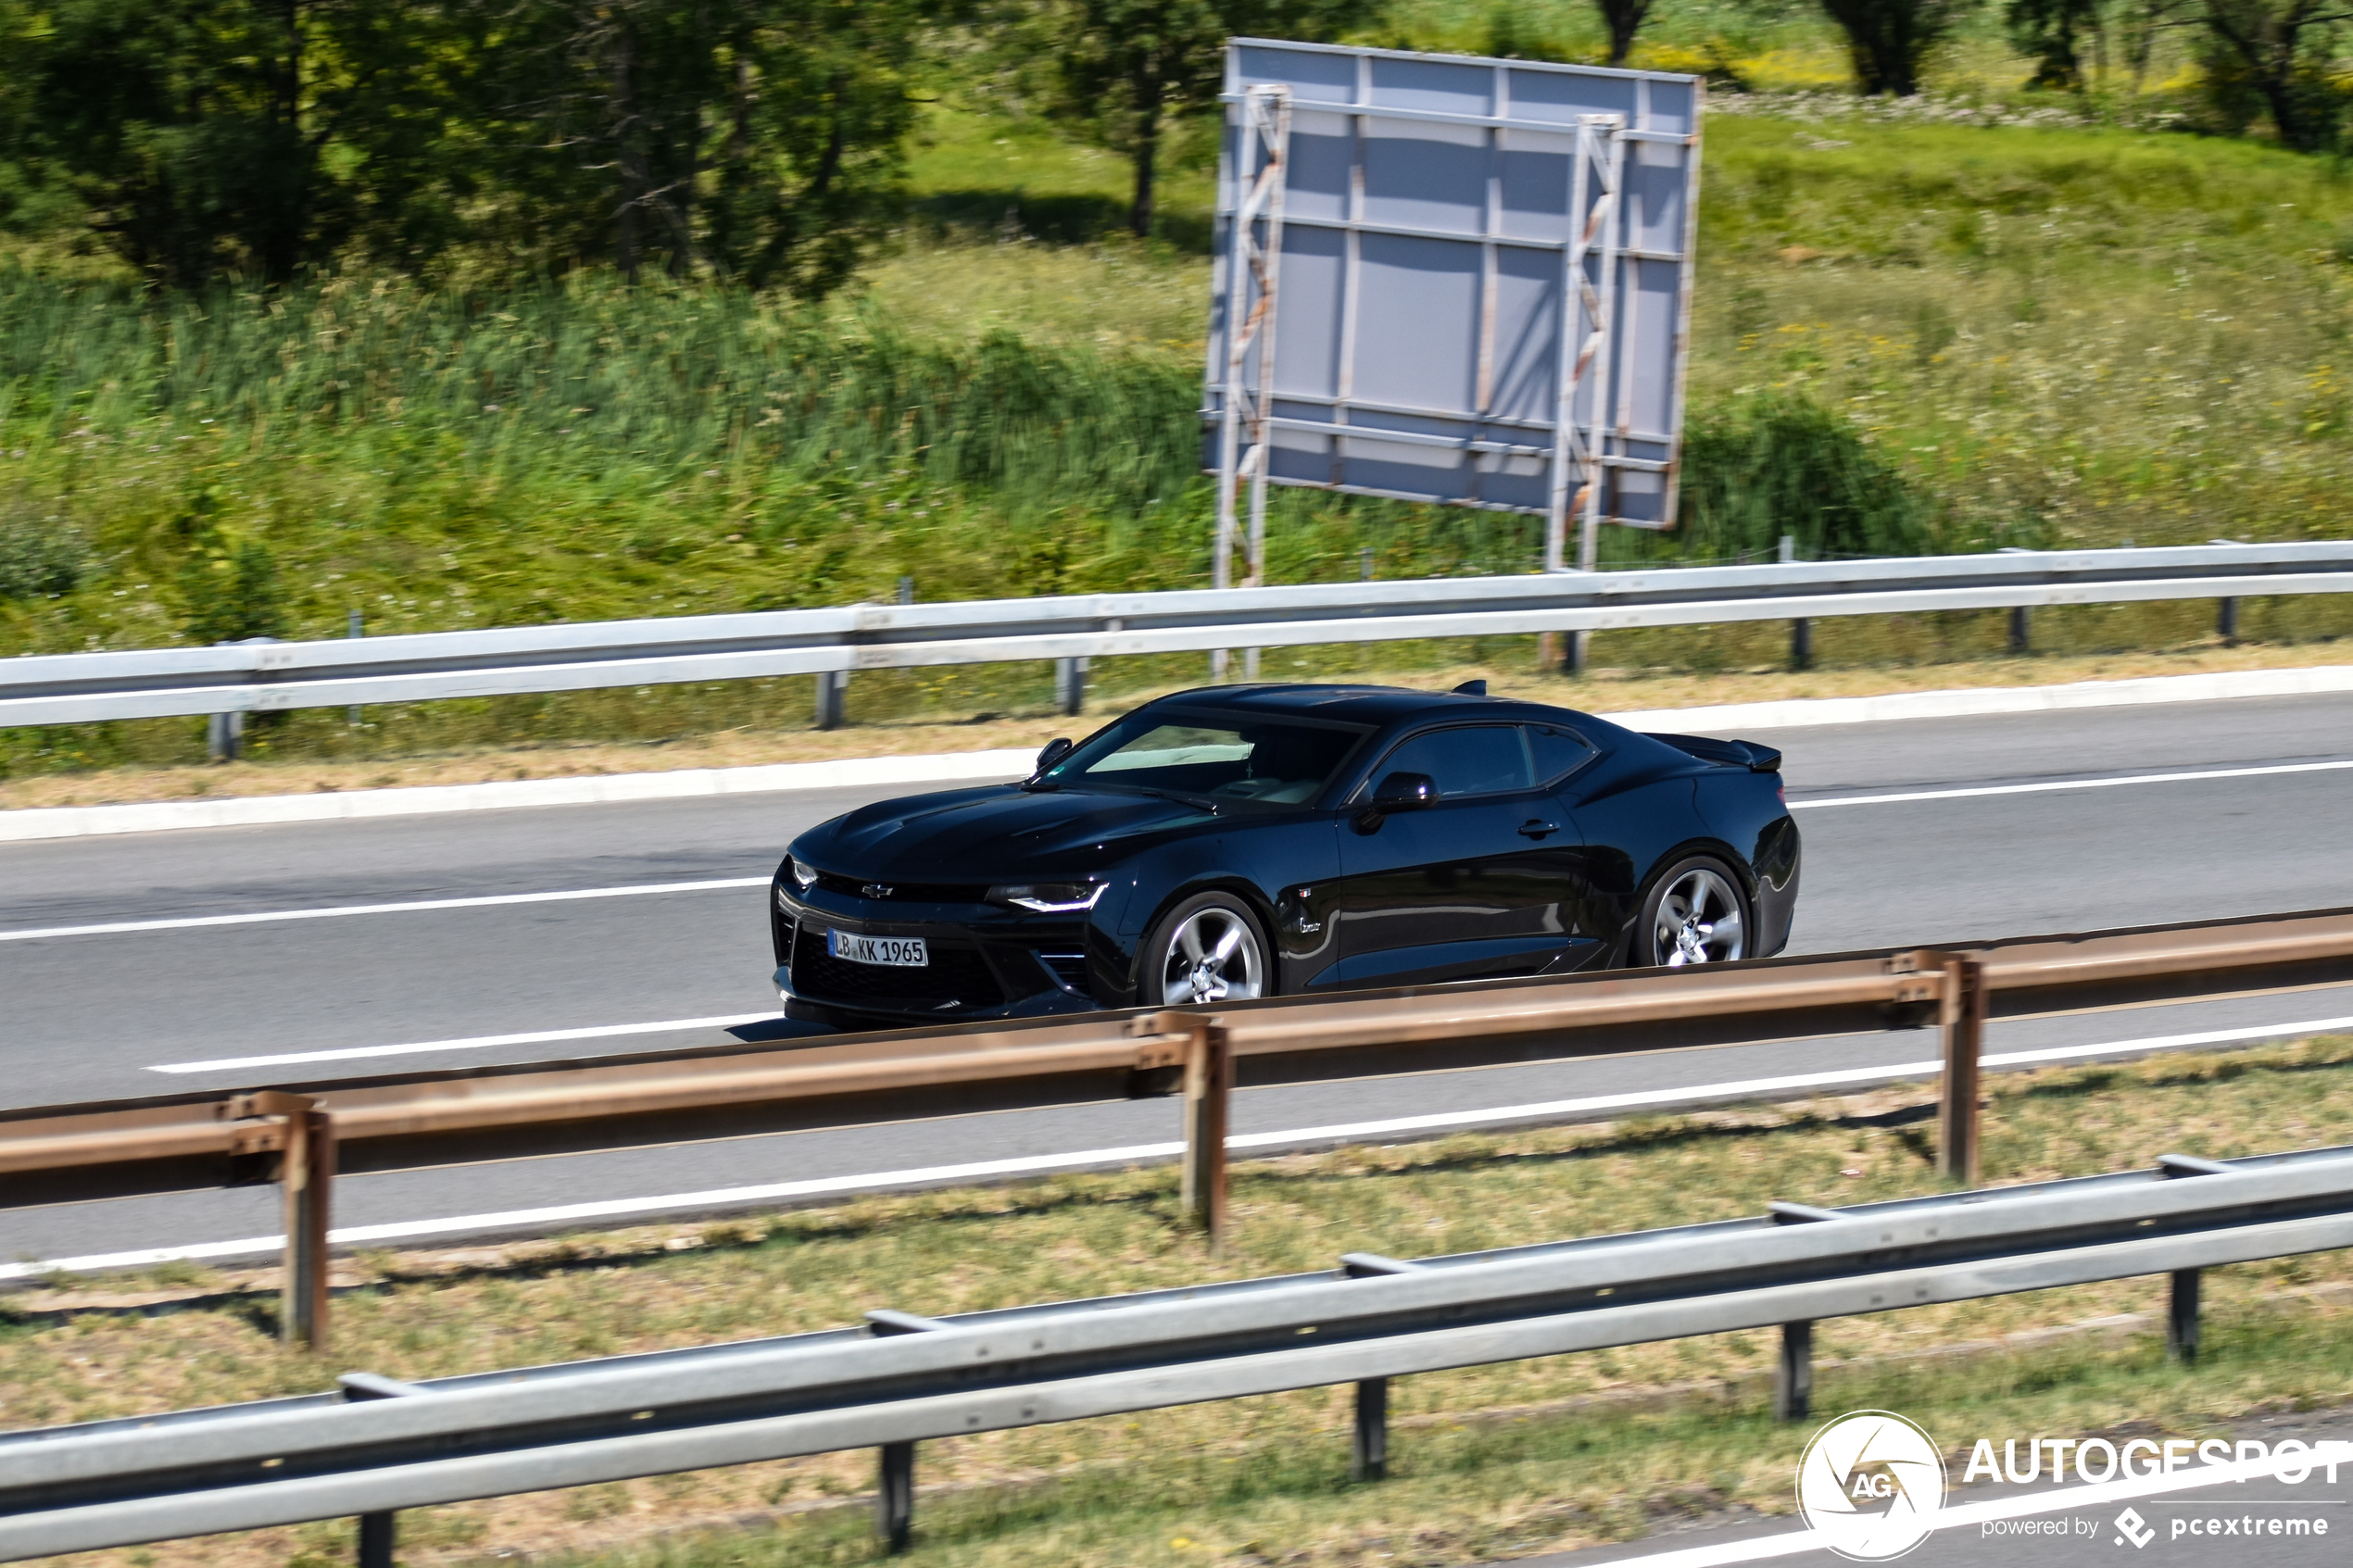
[{"x1": 771, "y1": 683, "x2": 1800, "y2": 1026}]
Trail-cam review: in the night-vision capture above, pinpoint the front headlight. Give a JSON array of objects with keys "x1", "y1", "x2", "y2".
[
  {"x1": 987, "y1": 881, "x2": 1107, "y2": 913},
  {"x1": 787, "y1": 857, "x2": 818, "y2": 891}
]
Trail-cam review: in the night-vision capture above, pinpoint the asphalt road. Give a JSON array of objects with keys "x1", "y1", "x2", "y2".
[{"x1": 4, "y1": 689, "x2": 2351, "y2": 1269}]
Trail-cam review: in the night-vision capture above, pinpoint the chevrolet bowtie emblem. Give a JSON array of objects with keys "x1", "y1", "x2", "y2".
[{"x1": 862, "y1": 884, "x2": 894, "y2": 899}]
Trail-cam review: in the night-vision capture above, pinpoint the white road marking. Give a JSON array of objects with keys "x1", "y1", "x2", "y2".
[
  {"x1": 15, "y1": 757, "x2": 2353, "y2": 945},
  {"x1": 38, "y1": 1011, "x2": 2349, "y2": 1281},
  {"x1": 146, "y1": 1012, "x2": 787, "y2": 1074},
  {"x1": 1791, "y1": 757, "x2": 2353, "y2": 810},
  {"x1": 12, "y1": 758, "x2": 2348, "y2": 944},
  {"x1": 0, "y1": 876, "x2": 771, "y2": 944}
]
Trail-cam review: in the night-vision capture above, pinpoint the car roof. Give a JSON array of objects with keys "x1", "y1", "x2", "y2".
[{"x1": 1142, "y1": 683, "x2": 1601, "y2": 732}]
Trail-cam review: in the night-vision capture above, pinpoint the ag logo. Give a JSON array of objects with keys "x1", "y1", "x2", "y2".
[{"x1": 1795, "y1": 1411, "x2": 1947, "y2": 1561}]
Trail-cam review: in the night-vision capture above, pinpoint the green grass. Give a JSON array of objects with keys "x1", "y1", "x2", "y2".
[
  {"x1": 11, "y1": 85, "x2": 2353, "y2": 780},
  {"x1": 10, "y1": 1038, "x2": 2353, "y2": 1567}
]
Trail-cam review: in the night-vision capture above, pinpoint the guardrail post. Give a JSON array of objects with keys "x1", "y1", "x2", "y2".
[
  {"x1": 2156, "y1": 1153, "x2": 2230, "y2": 1363},
  {"x1": 347, "y1": 608, "x2": 365, "y2": 727},
  {"x1": 1353, "y1": 1375, "x2": 1389, "y2": 1480},
  {"x1": 206, "y1": 709, "x2": 243, "y2": 762},
  {"x1": 2008, "y1": 605, "x2": 2031, "y2": 654},
  {"x1": 2218, "y1": 597, "x2": 2239, "y2": 646},
  {"x1": 1780, "y1": 537, "x2": 1811, "y2": 672},
  {"x1": 1764, "y1": 1203, "x2": 1834, "y2": 1420},
  {"x1": 1937, "y1": 957, "x2": 1986, "y2": 1185},
  {"x1": 358, "y1": 1509, "x2": 396, "y2": 1568},
  {"x1": 1180, "y1": 1020, "x2": 1232, "y2": 1242},
  {"x1": 876, "y1": 1440, "x2": 915, "y2": 1552},
  {"x1": 814, "y1": 670, "x2": 847, "y2": 731},
  {"x1": 2168, "y1": 1268, "x2": 2201, "y2": 1363},
  {"x1": 1774, "y1": 1321, "x2": 1813, "y2": 1420},
  {"x1": 233, "y1": 1091, "x2": 335, "y2": 1349},
  {"x1": 232, "y1": 1092, "x2": 334, "y2": 1350},
  {"x1": 1338, "y1": 1253, "x2": 1418, "y2": 1478},
  {"x1": 862, "y1": 1310, "x2": 945, "y2": 1551},
  {"x1": 1055, "y1": 656, "x2": 1088, "y2": 717},
  {"x1": 339, "y1": 1374, "x2": 426, "y2": 1567},
  {"x1": 283, "y1": 1103, "x2": 334, "y2": 1351}
]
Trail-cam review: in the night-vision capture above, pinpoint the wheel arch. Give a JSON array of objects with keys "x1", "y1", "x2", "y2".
[{"x1": 1635, "y1": 835, "x2": 1758, "y2": 902}]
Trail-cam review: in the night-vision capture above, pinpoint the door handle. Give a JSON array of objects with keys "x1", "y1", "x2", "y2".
[{"x1": 1518, "y1": 819, "x2": 1558, "y2": 839}]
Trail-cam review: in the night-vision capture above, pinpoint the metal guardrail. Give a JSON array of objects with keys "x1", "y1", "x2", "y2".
[
  {"x1": 6, "y1": 904, "x2": 2353, "y2": 1352},
  {"x1": 5, "y1": 543, "x2": 2349, "y2": 727},
  {"x1": 5, "y1": 1141, "x2": 2351, "y2": 1562}
]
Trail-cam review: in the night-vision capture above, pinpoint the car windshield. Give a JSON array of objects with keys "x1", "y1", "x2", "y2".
[{"x1": 1042, "y1": 711, "x2": 1368, "y2": 807}]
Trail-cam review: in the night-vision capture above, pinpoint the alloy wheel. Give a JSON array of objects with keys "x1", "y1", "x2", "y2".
[
  {"x1": 1159, "y1": 906, "x2": 1265, "y2": 1005},
  {"x1": 1653, "y1": 867, "x2": 1744, "y2": 967}
]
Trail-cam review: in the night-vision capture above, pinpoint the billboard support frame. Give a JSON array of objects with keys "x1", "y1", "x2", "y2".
[
  {"x1": 1212, "y1": 84, "x2": 1292, "y2": 682},
  {"x1": 1546, "y1": 113, "x2": 1624, "y2": 578}
]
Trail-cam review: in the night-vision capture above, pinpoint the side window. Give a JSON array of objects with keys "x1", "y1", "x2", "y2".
[
  {"x1": 1372, "y1": 726, "x2": 1533, "y2": 799},
  {"x1": 1527, "y1": 723, "x2": 1598, "y2": 784}
]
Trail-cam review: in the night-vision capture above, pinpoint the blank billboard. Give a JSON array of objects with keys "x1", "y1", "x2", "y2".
[{"x1": 1203, "y1": 40, "x2": 1704, "y2": 539}]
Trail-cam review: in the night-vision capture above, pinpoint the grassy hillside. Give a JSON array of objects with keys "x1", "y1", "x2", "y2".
[{"x1": 7, "y1": 82, "x2": 2353, "y2": 775}]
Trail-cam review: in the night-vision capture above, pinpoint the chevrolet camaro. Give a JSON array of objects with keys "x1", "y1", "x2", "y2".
[{"x1": 770, "y1": 682, "x2": 1800, "y2": 1027}]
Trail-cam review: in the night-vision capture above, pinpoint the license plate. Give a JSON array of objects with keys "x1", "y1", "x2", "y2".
[{"x1": 827, "y1": 931, "x2": 928, "y2": 967}]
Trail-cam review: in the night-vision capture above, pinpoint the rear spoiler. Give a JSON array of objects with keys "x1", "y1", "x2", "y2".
[{"x1": 1646, "y1": 733, "x2": 1783, "y2": 773}]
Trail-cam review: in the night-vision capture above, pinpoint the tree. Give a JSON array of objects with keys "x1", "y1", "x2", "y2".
[
  {"x1": 0, "y1": 0, "x2": 461, "y2": 284},
  {"x1": 472, "y1": 0, "x2": 928, "y2": 293},
  {"x1": 1480, "y1": 2, "x2": 1650, "y2": 68},
  {"x1": 1592, "y1": 0, "x2": 1658, "y2": 64},
  {"x1": 2005, "y1": 0, "x2": 2106, "y2": 86},
  {"x1": 1815, "y1": 0, "x2": 1981, "y2": 94},
  {"x1": 1050, "y1": 0, "x2": 1375, "y2": 240},
  {"x1": 2196, "y1": 0, "x2": 2353, "y2": 150}
]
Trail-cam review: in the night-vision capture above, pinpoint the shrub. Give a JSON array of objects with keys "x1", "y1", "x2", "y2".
[
  {"x1": 1677, "y1": 392, "x2": 1930, "y2": 560},
  {"x1": 0, "y1": 507, "x2": 93, "y2": 600}
]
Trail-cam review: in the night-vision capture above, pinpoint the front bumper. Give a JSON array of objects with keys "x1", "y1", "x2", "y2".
[
  {"x1": 772, "y1": 886, "x2": 1114, "y2": 1024},
  {"x1": 773, "y1": 965, "x2": 1099, "y2": 1024}
]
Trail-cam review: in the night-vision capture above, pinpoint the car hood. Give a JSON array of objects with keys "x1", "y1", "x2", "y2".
[{"x1": 794, "y1": 784, "x2": 1218, "y2": 878}]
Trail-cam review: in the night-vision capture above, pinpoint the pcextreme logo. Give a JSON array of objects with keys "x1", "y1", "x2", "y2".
[{"x1": 1794, "y1": 1411, "x2": 1948, "y2": 1562}]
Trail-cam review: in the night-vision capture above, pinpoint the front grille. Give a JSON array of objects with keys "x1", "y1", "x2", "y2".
[
  {"x1": 812, "y1": 872, "x2": 989, "y2": 904},
  {"x1": 790, "y1": 927, "x2": 1006, "y2": 1008}
]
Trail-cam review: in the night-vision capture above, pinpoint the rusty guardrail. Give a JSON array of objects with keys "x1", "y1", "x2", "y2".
[{"x1": 7, "y1": 905, "x2": 2353, "y2": 1349}]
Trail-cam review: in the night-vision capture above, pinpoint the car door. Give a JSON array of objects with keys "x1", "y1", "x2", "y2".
[{"x1": 1313, "y1": 723, "x2": 1590, "y2": 988}]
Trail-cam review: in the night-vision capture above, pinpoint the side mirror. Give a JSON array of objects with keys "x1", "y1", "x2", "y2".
[
  {"x1": 1373, "y1": 771, "x2": 1439, "y2": 809},
  {"x1": 1033, "y1": 736, "x2": 1075, "y2": 774},
  {"x1": 1356, "y1": 771, "x2": 1437, "y2": 829}
]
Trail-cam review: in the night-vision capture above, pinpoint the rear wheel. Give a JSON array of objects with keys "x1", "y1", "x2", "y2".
[
  {"x1": 1142, "y1": 893, "x2": 1270, "y2": 1006},
  {"x1": 1633, "y1": 856, "x2": 1750, "y2": 968}
]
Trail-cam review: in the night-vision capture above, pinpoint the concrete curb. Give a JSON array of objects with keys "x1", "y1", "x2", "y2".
[
  {"x1": 1598, "y1": 660, "x2": 2353, "y2": 734},
  {"x1": 4, "y1": 662, "x2": 2347, "y2": 844}
]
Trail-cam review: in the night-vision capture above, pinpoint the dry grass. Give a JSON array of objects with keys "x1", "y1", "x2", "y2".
[
  {"x1": 10, "y1": 1037, "x2": 2353, "y2": 1568},
  {"x1": 2, "y1": 636, "x2": 2342, "y2": 813}
]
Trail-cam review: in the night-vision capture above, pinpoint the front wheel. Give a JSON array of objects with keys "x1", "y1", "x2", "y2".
[
  {"x1": 1141, "y1": 893, "x2": 1271, "y2": 1006},
  {"x1": 1633, "y1": 856, "x2": 1750, "y2": 968}
]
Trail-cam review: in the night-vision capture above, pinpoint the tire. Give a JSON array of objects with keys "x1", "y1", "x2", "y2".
[
  {"x1": 1631, "y1": 855, "x2": 1752, "y2": 969},
  {"x1": 1140, "y1": 892, "x2": 1272, "y2": 1007}
]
